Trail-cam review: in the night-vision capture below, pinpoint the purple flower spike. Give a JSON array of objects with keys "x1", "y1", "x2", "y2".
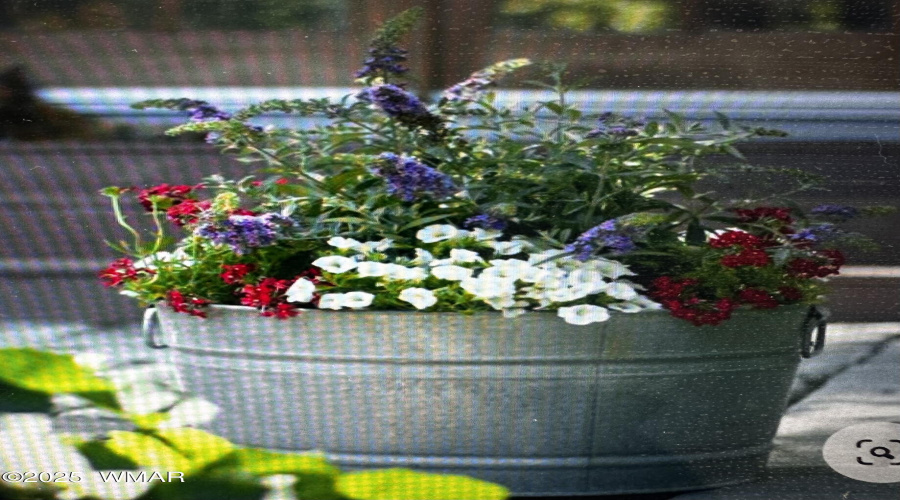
[
  {"x1": 196, "y1": 213, "x2": 296, "y2": 255},
  {"x1": 371, "y1": 153, "x2": 457, "y2": 202},
  {"x1": 565, "y1": 218, "x2": 638, "y2": 261},
  {"x1": 810, "y1": 204, "x2": 860, "y2": 222}
]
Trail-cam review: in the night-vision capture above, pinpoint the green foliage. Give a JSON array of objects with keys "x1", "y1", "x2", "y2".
[{"x1": 0, "y1": 348, "x2": 510, "y2": 500}]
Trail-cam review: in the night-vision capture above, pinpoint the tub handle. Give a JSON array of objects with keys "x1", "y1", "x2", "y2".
[
  {"x1": 143, "y1": 307, "x2": 168, "y2": 349},
  {"x1": 801, "y1": 305, "x2": 828, "y2": 358}
]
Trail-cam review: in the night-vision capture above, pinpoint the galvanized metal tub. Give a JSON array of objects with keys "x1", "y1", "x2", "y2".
[{"x1": 148, "y1": 304, "x2": 825, "y2": 496}]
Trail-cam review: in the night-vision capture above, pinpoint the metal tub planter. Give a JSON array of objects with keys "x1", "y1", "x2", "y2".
[{"x1": 146, "y1": 303, "x2": 826, "y2": 496}]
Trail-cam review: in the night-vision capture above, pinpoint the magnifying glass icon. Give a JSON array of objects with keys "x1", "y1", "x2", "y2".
[{"x1": 870, "y1": 446, "x2": 896, "y2": 460}]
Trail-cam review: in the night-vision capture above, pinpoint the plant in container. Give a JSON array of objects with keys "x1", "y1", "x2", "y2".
[{"x1": 99, "y1": 8, "x2": 888, "y2": 496}]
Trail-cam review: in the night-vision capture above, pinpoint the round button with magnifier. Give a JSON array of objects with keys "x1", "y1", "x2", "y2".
[{"x1": 823, "y1": 422, "x2": 900, "y2": 483}]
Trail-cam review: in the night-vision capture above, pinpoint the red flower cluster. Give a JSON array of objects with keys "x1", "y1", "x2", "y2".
[
  {"x1": 709, "y1": 230, "x2": 771, "y2": 268},
  {"x1": 166, "y1": 199, "x2": 212, "y2": 227},
  {"x1": 137, "y1": 184, "x2": 201, "y2": 211},
  {"x1": 99, "y1": 258, "x2": 152, "y2": 287},
  {"x1": 735, "y1": 207, "x2": 793, "y2": 224},
  {"x1": 650, "y1": 277, "x2": 738, "y2": 326},
  {"x1": 238, "y1": 277, "x2": 299, "y2": 319},
  {"x1": 709, "y1": 231, "x2": 763, "y2": 249},
  {"x1": 738, "y1": 288, "x2": 779, "y2": 309},
  {"x1": 721, "y1": 248, "x2": 771, "y2": 268},
  {"x1": 167, "y1": 290, "x2": 210, "y2": 318},
  {"x1": 787, "y1": 249, "x2": 845, "y2": 278},
  {"x1": 220, "y1": 264, "x2": 256, "y2": 284}
]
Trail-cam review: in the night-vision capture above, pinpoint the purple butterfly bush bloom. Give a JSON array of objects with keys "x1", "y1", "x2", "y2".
[
  {"x1": 566, "y1": 218, "x2": 638, "y2": 261},
  {"x1": 355, "y1": 46, "x2": 409, "y2": 79},
  {"x1": 196, "y1": 213, "x2": 296, "y2": 255},
  {"x1": 358, "y1": 84, "x2": 429, "y2": 119},
  {"x1": 370, "y1": 153, "x2": 457, "y2": 202},
  {"x1": 464, "y1": 214, "x2": 508, "y2": 231},
  {"x1": 810, "y1": 204, "x2": 860, "y2": 222},
  {"x1": 790, "y1": 223, "x2": 843, "y2": 243}
]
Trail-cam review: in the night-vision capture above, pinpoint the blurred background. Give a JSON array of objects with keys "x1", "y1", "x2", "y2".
[{"x1": 0, "y1": 0, "x2": 897, "y2": 324}]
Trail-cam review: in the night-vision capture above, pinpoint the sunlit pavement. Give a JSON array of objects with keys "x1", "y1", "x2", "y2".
[{"x1": 2, "y1": 321, "x2": 898, "y2": 499}]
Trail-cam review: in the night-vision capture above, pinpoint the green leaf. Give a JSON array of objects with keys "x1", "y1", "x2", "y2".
[
  {"x1": 226, "y1": 449, "x2": 339, "y2": 478},
  {"x1": 76, "y1": 441, "x2": 141, "y2": 470},
  {"x1": 104, "y1": 431, "x2": 194, "y2": 472},
  {"x1": 542, "y1": 102, "x2": 564, "y2": 115},
  {"x1": 0, "y1": 348, "x2": 120, "y2": 411},
  {"x1": 154, "y1": 428, "x2": 235, "y2": 469},
  {"x1": 336, "y1": 469, "x2": 509, "y2": 500},
  {"x1": 0, "y1": 380, "x2": 53, "y2": 413}
]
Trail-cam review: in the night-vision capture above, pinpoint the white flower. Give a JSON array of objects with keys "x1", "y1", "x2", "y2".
[
  {"x1": 630, "y1": 295, "x2": 665, "y2": 310},
  {"x1": 385, "y1": 264, "x2": 428, "y2": 281},
  {"x1": 318, "y1": 293, "x2": 345, "y2": 310},
  {"x1": 356, "y1": 238, "x2": 394, "y2": 253},
  {"x1": 558, "y1": 305, "x2": 610, "y2": 325},
  {"x1": 566, "y1": 269, "x2": 610, "y2": 295},
  {"x1": 431, "y1": 265, "x2": 475, "y2": 281},
  {"x1": 412, "y1": 248, "x2": 434, "y2": 265},
  {"x1": 342, "y1": 291, "x2": 375, "y2": 309},
  {"x1": 156, "y1": 398, "x2": 221, "y2": 428},
  {"x1": 134, "y1": 249, "x2": 194, "y2": 270},
  {"x1": 428, "y1": 258, "x2": 454, "y2": 267},
  {"x1": 327, "y1": 236, "x2": 362, "y2": 250},
  {"x1": 449, "y1": 248, "x2": 484, "y2": 264},
  {"x1": 312, "y1": 256, "x2": 358, "y2": 274},
  {"x1": 528, "y1": 249, "x2": 570, "y2": 267},
  {"x1": 416, "y1": 224, "x2": 459, "y2": 243},
  {"x1": 74, "y1": 352, "x2": 109, "y2": 372},
  {"x1": 490, "y1": 240, "x2": 528, "y2": 256},
  {"x1": 581, "y1": 258, "x2": 635, "y2": 279},
  {"x1": 608, "y1": 302, "x2": 643, "y2": 313},
  {"x1": 481, "y1": 294, "x2": 517, "y2": 310},
  {"x1": 285, "y1": 278, "x2": 316, "y2": 303},
  {"x1": 460, "y1": 276, "x2": 517, "y2": 299},
  {"x1": 398, "y1": 288, "x2": 438, "y2": 309},
  {"x1": 546, "y1": 285, "x2": 592, "y2": 303},
  {"x1": 472, "y1": 228, "x2": 503, "y2": 241},
  {"x1": 605, "y1": 282, "x2": 639, "y2": 300},
  {"x1": 355, "y1": 261, "x2": 391, "y2": 278}
]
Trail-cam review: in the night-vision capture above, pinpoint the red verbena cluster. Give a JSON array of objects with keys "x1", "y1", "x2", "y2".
[
  {"x1": 167, "y1": 290, "x2": 210, "y2": 318},
  {"x1": 166, "y1": 199, "x2": 211, "y2": 227},
  {"x1": 220, "y1": 263, "x2": 256, "y2": 284},
  {"x1": 709, "y1": 230, "x2": 772, "y2": 268},
  {"x1": 99, "y1": 258, "x2": 153, "y2": 287},
  {"x1": 787, "y1": 249, "x2": 845, "y2": 278},
  {"x1": 650, "y1": 277, "x2": 737, "y2": 326},
  {"x1": 137, "y1": 184, "x2": 201, "y2": 211},
  {"x1": 237, "y1": 277, "x2": 299, "y2": 319}
]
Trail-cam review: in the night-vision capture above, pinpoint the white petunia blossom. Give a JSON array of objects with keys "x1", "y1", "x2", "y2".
[
  {"x1": 566, "y1": 269, "x2": 610, "y2": 295},
  {"x1": 398, "y1": 287, "x2": 438, "y2": 309},
  {"x1": 472, "y1": 228, "x2": 503, "y2": 241},
  {"x1": 355, "y1": 261, "x2": 391, "y2": 278},
  {"x1": 558, "y1": 304, "x2": 611, "y2": 325},
  {"x1": 431, "y1": 265, "x2": 475, "y2": 281},
  {"x1": 605, "y1": 282, "x2": 639, "y2": 300},
  {"x1": 312, "y1": 256, "x2": 358, "y2": 274},
  {"x1": 384, "y1": 264, "x2": 428, "y2": 281},
  {"x1": 342, "y1": 291, "x2": 375, "y2": 309},
  {"x1": 481, "y1": 294, "x2": 518, "y2": 310},
  {"x1": 460, "y1": 276, "x2": 517, "y2": 299},
  {"x1": 356, "y1": 238, "x2": 394, "y2": 253},
  {"x1": 412, "y1": 248, "x2": 434, "y2": 265},
  {"x1": 134, "y1": 248, "x2": 195, "y2": 270},
  {"x1": 608, "y1": 302, "x2": 643, "y2": 313},
  {"x1": 416, "y1": 224, "x2": 459, "y2": 243},
  {"x1": 327, "y1": 236, "x2": 363, "y2": 250},
  {"x1": 582, "y1": 258, "x2": 636, "y2": 279},
  {"x1": 490, "y1": 240, "x2": 528, "y2": 256},
  {"x1": 285, "y1": 278, "x2": 316, "y2": 303},
  {"x1": 318, "y1": 293, "x2": 345, "y2": 310},
  {"x1": 449, "y1": 248, "x2": 485, "y2": 263}
]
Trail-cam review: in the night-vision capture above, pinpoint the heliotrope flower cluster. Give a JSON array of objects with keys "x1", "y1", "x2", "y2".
[
  {"x1": 358, "y1": 84, "x2": 428, "y2": 119},
  {"x1": 370, "y1": 153, "x2": 457, "y2": 202},
  {"x1": 464, "y1": 214, "x2": 508, "y2": 231},
  {"x1": 566, "y1": 219, "x2": 638, "y2": 261},
  {"x1": 196, "y1": 213, "x2": 296, "y2": 255}
]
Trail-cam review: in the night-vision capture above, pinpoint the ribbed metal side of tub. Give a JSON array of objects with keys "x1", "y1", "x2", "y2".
[{"x1": 154, "y1": 305, "x2": 808, "y2": 496}]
